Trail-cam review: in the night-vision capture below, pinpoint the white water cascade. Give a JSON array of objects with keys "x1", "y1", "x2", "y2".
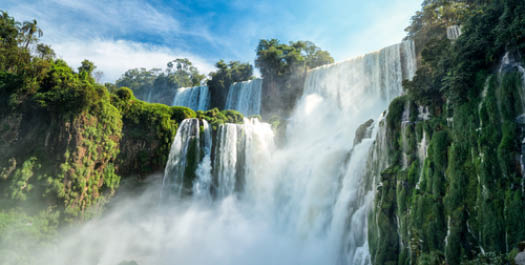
[
  {"x1": 162, "y1": 118, "x2": 203, "y2": 198},
  {"x1": 172, "y1": 85, "x2": 210, "y2": 111},
  {"x1": 35, "y1": 40, "x2": 416, "y2": 265},
  {"x1": 447, "y1": 25, "x2": 462, "y2": 40},
  {"x1": 212, "y1": 118, "x2": 275, "y2": 199},
  {"x1": 225, "y1": 79, "x2": 263, "y2": 116},
  {"x1": 213, "y1": 123, "x2": 242, "y2": 198},
  {"x1": 192, "y1": 119, "x2": 213, "y2": 200},
  {"x1": 268, "y1": 40, "x2": 417, "y2": 264}
]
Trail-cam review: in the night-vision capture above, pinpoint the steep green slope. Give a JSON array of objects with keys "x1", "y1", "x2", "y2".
[
  {"x1": 369, "y1": 1, "x2": 525, "y2": 264},
  {"x1": 0, "y1": 13, "x2": 243, "y2": 224}
]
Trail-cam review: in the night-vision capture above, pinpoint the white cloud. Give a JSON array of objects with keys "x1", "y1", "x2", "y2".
[
  {"x1": 51, "y1": 39, "x2": 215, "y2": 83},
  {"x1": 4, "y1": 0, "x2": 423, "y2": 83},
  {"x1": 3, "y1": 0, "x2": 218, "y2": 83},
  {"x1": 44, "y1": 0, "x2": 181, "y2": 35}
]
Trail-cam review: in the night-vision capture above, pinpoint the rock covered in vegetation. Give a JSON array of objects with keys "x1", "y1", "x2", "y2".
[{"x1": 368, "y1": 1, "x2": 525, "y2": 264}]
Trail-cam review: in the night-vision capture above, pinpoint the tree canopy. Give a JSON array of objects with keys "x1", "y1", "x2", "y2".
[
  {"x1": 255, "y1": 39, "x2": 334, "y2": 116},
  {"x1": 116, "y1": 58, "x2": 206, "y2": 104},
  {"x1": 207, "y1": 60, "x2": 254, "y2": 109},
  {"x1": 255, "y1": 39, "x2": 334, "y2": 79}
]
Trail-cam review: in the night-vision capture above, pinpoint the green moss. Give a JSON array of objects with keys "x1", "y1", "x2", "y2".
[
  {"x1": 387, "y1": 95, "x2": 408, "y2": 131},
  {"x1": 196, "y1": 108, "x2": 244, "y2": 132}
]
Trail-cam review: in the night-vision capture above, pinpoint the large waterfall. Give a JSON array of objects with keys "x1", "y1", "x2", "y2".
[
  {"x1": 37, "y1": 41, "x2": 416, "y2": 265},
  {"x1": 161, "y1": 40, "x2": 416, "y2": 264},
  {"x1": 162, "y1": 118, "x2": 206, "y2": 198},
  {"x1": 172, "y1": 85, "x2": 210, "y2": 111},
  {"x1": 225, "y1": 79, "x2": 263, "y2": 116}
]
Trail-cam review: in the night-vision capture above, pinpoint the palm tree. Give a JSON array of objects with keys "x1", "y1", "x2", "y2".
[{"x1": 21, "y1": 19, "x2": 42, "y2": 49}]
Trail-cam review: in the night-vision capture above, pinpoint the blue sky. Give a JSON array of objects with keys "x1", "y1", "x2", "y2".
[{"x1": 3, "y1": 0, "x2": 423, "y2": 82}]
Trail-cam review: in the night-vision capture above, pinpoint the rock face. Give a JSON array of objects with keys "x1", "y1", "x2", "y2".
[
  {"x1": 368, "y1": 54, "x2": 525, "y2": 264},
  {"x1": 0, "y1": 88, "x2": 195, "y2": 220},
  {"x1": 516, "y1": 242, "x2": 525, "y2": 265},
  {"x1": 353, "y1": 119, "x2": 374, "y2": 146},
  {"x1": 517, "y1": 252, "x2": 525, "y2": 265},
  {"x1": 0, "y1": 108, "x2": 122, "y2": 218}
]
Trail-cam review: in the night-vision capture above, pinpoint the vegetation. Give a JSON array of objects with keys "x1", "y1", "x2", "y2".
[
  {"x1": 0, "y1": 11, "x2": 221, "y2": 226},
  {"x1": 370, "y1": 1, "x2": 525, "y2": 264},
  {"x1": 207, "y1": 60, "x2": 254, "y2": 109},
  {"x1": 111, "y1": 87, "x2": 196, "y2": 178},
  {"x1": 116, "y1": 58, "x2": 206, "y2": 105},
  {"x1": 255, "y1": 39, "x2": 334, "y2": 117},
  {"x1": 2, "y1": 0, "x2": 525, "y2": 263}
]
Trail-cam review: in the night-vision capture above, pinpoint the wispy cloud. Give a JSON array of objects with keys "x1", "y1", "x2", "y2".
[
  {"x1": 3, "y1": 0, "x2": 219, "y2": 82},
  {"x1": 3, "y1": 0, "x2": 423, "y2": 82},
  {"x1": 52, "y1": 39, "x2": 215, "y2": 83}
]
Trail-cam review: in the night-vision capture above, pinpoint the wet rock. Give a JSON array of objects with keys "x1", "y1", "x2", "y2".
[{"x1": 353, "y1": 119, "x2": 374, "y2": 146}]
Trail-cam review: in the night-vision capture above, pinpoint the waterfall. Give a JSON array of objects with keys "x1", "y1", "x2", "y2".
[
  {"x1": 213, "y1": 123, "x2": 242, "y2": 198},
  {"x1": 212, "y1": 118, "x2": 275, "y2": 199},
  {"x1": 172, "y1": 85, "x2": 210, "y2": 111},
  {"x1": 447, "y1": 25, "x2": 462, "y2": 40},
  {"x1": 163, "y1": 117, "x2": 275, "y2": 200},
  {"x1": 162, "y1": 119, "x2": 215, "y2": 198},
  {"x1": 37, "y1": 40, "x2": 416, "y2": 265},
  {"x1": 193, "y1": 120, "x2": 213, "y2": 200},
  {"x1": 146, "y1": 86, "x2": 153, "y2": 102},
  {"x1": 272, "y1": 40, "x2": 416, "y2": 264},
  {"x1": 163, "y1": 40, "x2": 416, "y2": 264},
  {"x1": 225, "y1": 79, "x2": 263, "y2": 116}
]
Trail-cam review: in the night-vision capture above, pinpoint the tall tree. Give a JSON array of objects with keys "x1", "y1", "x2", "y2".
[
  {"x1": 36, "y1": 44, "x2": 55, "y2": 60},
  {"x1": 20, "y1": 19, "x2": 42, "y2": 49}
]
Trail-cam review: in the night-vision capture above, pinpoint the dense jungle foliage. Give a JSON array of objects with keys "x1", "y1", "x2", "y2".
[
  {"x1": 0, "y1": 10, "x2": 244, "y2": 242},
  {"x1": 369, "y1": 0, "x2": 525, "y2": 264}
]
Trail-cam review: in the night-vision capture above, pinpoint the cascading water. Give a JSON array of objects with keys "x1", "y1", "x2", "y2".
[
  {"x1": 447, "y1": 25, "x2": 462, "y2": 40},
  {"x1": 162, "y1": 117, "x2": 275, "y2": 200},
  {"x1": 267, "y1": 40, "x2": 416, "y2": 264},
  {"x1": 36, "y1": 40, "x2": 416, "y2": 265},
  {"x1": 146, "y1": 86, "x2": 153, "y2": 102},
  {"x1": 225, "y1": 79, "x2": 263, "y2": 116},
  {"x1": 192, "y1": 120, "x2": 213, "y2": 200},
  {"x1": 172, "y1": 85, "x2": 210, "y2": 111},
  {"x1": 162, "y1": 118, "x2": 202, "y2": 198},
  {"x1": 213, "y1": 123, "x2": 242, "y2": 198}
]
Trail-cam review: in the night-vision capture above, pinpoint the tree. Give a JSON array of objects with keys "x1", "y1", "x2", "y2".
[
  {"x1": 207, "y1": 60, "x2": 254, "y2": 109},
  {"x1": 20, "y1": 19, "x2": 42, "y2": 49},
  {"x1": 36, "y1": 44, "x2": 55, "y2": 60},
  {"x1": 115, "y1": 58, "x2": 206, "y2": 104},
  {"x1": 0, "y1": 11, "x2": 26, "y2": 73},
  {"x1": 116, "y1": 68, "x2": 159, "y2": 100},
  {"x1": 167, "y1": 58, "x2": 205, "y2": 86},
  {"x1": 296, "y1": 41, "x2": 334, "y2": 69},
  {"x1": 255, "y1": 39, "x2": 333, "y2": 116},
  {"x1": 78, "y1": 59, "x2": 96, "y2": 81}
]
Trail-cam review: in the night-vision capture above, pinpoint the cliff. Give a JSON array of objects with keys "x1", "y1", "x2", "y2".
[{"x1": 368, "y1": 1, "x2": 525, "y2": 264}]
